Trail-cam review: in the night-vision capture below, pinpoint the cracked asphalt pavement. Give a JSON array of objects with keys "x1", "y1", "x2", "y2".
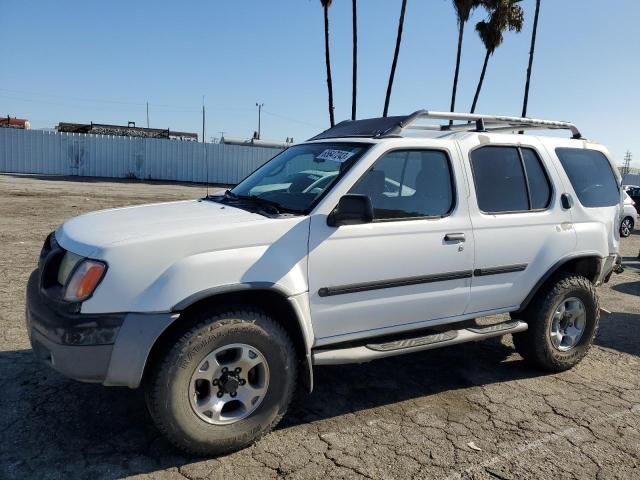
[{"x1": 1, "y1": 174, "x2": 639, "y2": 479}]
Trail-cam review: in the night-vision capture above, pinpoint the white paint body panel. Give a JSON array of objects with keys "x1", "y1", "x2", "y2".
[
  {"x1": 57, "y1": 200, "x2": 310, "y2": 313},
  {"x1": 307, "y1": 139, "x2": 474, "y2": 341},
  {"x1": 457, "y1": 134, "x2": 577, "y2": 313}
]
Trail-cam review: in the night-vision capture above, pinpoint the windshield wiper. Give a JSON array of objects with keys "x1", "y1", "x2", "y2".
[
  {"x1": 236, "y1": 194, "x2": 283, "y2": 214},
  {"x1": 213, "y1": 190, "x2": 301, "y2": 215},
  {"x1": 224, "y1": 189, "x2": 238, "y2": 200}
]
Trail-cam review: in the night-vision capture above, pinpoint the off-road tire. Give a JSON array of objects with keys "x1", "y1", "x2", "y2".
[
  {"x1": 145, "y1": 306, "x2": 297, "y2": 456},
  {"x1": 512, "y1": 273, "x2": 599, "y2": 372}
]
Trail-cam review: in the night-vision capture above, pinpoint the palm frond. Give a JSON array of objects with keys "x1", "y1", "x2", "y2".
[{"x1": 452, "y1": 0, "x2": 483, "y2": 25}]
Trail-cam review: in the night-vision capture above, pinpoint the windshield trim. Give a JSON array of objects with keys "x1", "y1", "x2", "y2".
[{"x1": 230, "y1": 141, "x2": 372, "y2": 216}]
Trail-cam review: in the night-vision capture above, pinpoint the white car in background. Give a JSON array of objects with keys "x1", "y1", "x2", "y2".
[{"x1": 620, "y1": 191, "x2": 637, "y2": 237}]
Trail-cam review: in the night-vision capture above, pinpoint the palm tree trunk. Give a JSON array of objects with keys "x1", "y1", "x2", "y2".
[
  {"x1": 449, "y1": 21, "x2": 465, "y2": 125},
  {"x1": 521, "y1": 0, "x2": 541, "y2": 118},
  {"x1": 351, "y1": 0, "x2": 357, "y2": 121},
  {"x1": 470, "y1": 49, "x2": 490, "y2": 114},
  {"x1": 383, "y1": 0, "x2": 408, "y2": 117},
  {"x1": 323, "y1": 4, "x2": 335, "y2": 127}
]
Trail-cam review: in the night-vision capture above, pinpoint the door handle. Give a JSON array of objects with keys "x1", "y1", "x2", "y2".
[{"x1": 444, "y1": 233, "x2": 466, "y2": 242}]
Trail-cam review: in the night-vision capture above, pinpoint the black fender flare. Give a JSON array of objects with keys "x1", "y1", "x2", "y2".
[{"x1": 516, "y1": 253, "x2": 603, "y2": 313}]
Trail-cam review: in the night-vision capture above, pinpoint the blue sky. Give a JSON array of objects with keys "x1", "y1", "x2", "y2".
[{"x1": 1, "y1": 0, "x2": 639, "y2": 166}]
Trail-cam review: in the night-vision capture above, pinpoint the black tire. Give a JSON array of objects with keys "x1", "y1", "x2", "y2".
[
  {"x1": 620, "y1": 216, "x2": 634, "y2": 237},
  {"x1": 145, "y1": 306, "x2": 297, "y2": 456},
  {"x1": 512, "y1": 273, "x2": 599, "y2": 372}
]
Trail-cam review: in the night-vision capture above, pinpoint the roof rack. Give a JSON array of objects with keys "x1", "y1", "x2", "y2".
[{"x1": 310, "y1": 110, "x2": 582, "y2": 141}]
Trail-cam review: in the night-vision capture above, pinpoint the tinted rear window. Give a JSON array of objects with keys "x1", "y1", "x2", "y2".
[
  {"x1": 470, "y1": 146, "x2": 530, "y2": 213},
  {"x1": 556, "y1": 148, "x2": 619, "y2": 207},
  {"x1": 521, "y1": 148, "x2": 551, "y2": 209}
]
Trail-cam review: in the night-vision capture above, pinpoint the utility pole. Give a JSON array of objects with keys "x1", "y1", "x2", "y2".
[
  {"x1": 202, "y1": 96, "x2": 208, "y2": 196},
  {"x1": 621, "y1": 151, "x2": 632, "y2": 183},
  {"x1": 202, "y1": 96, "x2": 206, "y2": 143},
  {"x1": 256, "y1": 103, "x2": 264, "y2": 140},
  {"x1": 146, "y1": 102, "x2": 149, "y2": 128}
]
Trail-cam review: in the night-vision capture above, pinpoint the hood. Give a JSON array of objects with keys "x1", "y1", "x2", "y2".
[{"x1": 56, "y1": 199, "x2": 264, "y2": 257}]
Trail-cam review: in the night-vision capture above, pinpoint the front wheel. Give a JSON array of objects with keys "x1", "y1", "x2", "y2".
[
  {"x1": 145, "y1": 307, "x2": 297, "y2": 456},
  {"x1": 512, "y1": 273, "x2": 599, "y2": 372},
  {"x1": 620, "y1": 216, "x2": 634, "y2": 237}
]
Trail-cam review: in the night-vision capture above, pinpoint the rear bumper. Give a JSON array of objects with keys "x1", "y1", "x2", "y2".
[
  {"x1": 26, "y1": 269, "x2": 177, "y2": 387},
  {"x1": 598, "y1": 253, "x2": 622, "y2": 284}
]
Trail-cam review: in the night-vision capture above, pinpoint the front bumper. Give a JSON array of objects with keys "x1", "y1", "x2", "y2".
[
  {"x1": 26, "y1": 269, "x2": 124, "y2": 383},
  {"x1": 26, "y1": 269, "x2": 177, "y2": 387}
]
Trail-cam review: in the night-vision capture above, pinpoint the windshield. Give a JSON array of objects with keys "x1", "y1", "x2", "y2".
[{"x1": 231, "y1": 142, "x2": 370, "y2": 213}]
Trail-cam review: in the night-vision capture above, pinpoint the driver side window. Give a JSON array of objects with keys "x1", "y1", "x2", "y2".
[{"x1": 348, "y1": 149, "x2": 455, "y2": 220}]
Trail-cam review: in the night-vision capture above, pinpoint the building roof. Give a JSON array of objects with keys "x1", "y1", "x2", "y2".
[{"x1": 56, "y1": 122, "x2": 198, "y2": 140}]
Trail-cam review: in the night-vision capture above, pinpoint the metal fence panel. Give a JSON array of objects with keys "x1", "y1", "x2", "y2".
[{"x1": 0, "y1": 128, "x2": 281, "y2": 184}]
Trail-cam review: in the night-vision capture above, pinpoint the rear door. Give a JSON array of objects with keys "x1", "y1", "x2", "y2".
[{"x1": 459, "y1": 135, "x2": 577, "y2": 313}]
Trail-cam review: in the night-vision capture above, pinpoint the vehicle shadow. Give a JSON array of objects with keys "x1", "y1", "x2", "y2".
[
  {"x1": 595, "y1": 310, "x2": 640, "y2": 357},
  {"x1": 3, "y1": 312, "x2": 639, "y2": 479},
  {"x1": 621, "y1": 256, "x2": 640, "y2": 271},
  {"x1": 0, "y1": 339, "x2": 534, "y2": 479}
]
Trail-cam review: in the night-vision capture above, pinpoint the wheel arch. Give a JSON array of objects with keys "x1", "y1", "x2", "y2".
[
  {"x1": 142, "y1": 285, "x2": 315, "y2": 392},
  {"x1": 517, "y1": 254, "x2": 603, "y2": 313}
]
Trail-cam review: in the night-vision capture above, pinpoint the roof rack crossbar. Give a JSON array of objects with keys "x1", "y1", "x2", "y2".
[
  {"x1": 309, "y1": 110, "x2": 582, "y2": 141},
  {"x1": 390, "y1": 110, "x2": 582, "y2": 139}
]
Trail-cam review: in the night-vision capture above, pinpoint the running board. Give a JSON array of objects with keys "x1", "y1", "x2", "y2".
[{"x1": 312, "y1": 320, "x2": 528, "y2": 365}]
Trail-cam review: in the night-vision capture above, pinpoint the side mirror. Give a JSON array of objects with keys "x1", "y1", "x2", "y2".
[{"x1": 327, "y1": 194, "x2": 374, "y2": 227}]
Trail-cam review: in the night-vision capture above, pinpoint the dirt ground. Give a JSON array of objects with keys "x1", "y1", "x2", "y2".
[{"x1": 1, "y1": 173, "x2": 639, "y2": 480}]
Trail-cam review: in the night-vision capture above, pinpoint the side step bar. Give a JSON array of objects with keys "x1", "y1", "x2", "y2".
[{"x1": 312, "y1": 320, "x2": 528, "y2": 365}]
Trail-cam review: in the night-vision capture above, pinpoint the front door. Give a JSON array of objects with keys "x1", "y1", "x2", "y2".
[{"x1": 308, "y1": 146, "x2": 474, "y2": 344}]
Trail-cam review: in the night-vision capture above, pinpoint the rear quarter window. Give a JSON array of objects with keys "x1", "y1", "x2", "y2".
[{"x1": 556, "y1": 148, "x2": 620, "y2": 207}]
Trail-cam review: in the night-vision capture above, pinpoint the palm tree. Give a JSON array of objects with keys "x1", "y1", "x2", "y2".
[
  {"x1": 321, "y1": 0, "x2": 335, "y2": 127},
  {"x1": 449, "y1": 0, "x2": 483, "y2": 122},
  {"x1": 383, "y1": 0, "x2": 408, "y2": 117},
  {"x1": 470, "y1": 0, "x2": 524, "y2": 114},
  {"x1": 521, "y1": 0, "x2": 541, "y2": 118},
  {"x1": 351, "y1": 0, "x2": 358, "y2": 121}
]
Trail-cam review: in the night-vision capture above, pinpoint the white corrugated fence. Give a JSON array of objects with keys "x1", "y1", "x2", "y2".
[{"x1": 0, "y1": 128, "x2": 283, "y2": 184}]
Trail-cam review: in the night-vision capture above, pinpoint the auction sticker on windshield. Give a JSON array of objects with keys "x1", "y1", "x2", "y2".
[{"x1": 316, "y1": 149, "x2": 356, "y2": 163}]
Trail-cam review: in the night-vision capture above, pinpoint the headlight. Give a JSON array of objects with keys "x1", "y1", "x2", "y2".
[{"x1": 63, "y1": 259, "x2": 107, "y2": 302}]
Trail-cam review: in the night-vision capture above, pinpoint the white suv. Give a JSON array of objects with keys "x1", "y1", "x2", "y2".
[{"x1": 26, "y1": 111, "x2": 623, "y2": 455}]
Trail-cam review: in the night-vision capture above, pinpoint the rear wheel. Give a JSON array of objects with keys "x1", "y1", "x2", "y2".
[
  {"x1": 620, "y1": 217, "x2": 634, "y2": 237},
  {"x1": 145, "y1": 307, "x2": 296, "y2": 456},
  {"x1": 512, "y1": 273, "x2": 599, "y2": 372}
]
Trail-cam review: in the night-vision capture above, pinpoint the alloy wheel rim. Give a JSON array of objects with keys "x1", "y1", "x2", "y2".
[
  {"x1": 549, "y1": 297, "x2": 587, "y2": 352},
  {"x1": 189, "y1": 343, "x2": 270, "y2": 425},
  {"x1": 621, "y1": 219, "x2": 632, "y2": 236}
]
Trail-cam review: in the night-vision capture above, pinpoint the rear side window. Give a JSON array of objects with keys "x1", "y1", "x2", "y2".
[
  {"x1": 470, "y1": 146, "x2": 552, "y2": 213},
  {"x1": 522, "y1": 148, "x2": 552, "y2": 209},
  {"x1": 556, "y1": 148, "x2": 620, "y2": 207}
]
